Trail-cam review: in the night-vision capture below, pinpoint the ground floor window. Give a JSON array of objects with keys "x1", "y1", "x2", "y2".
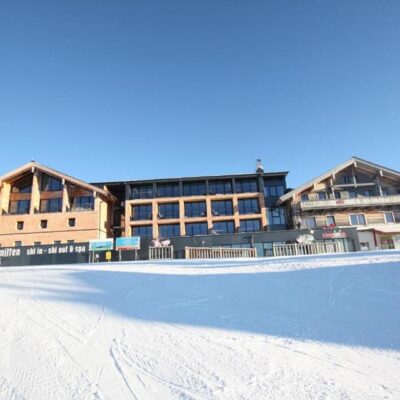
[{"x1": 132, "y1": 225, "x2": 153, "y2": 239}]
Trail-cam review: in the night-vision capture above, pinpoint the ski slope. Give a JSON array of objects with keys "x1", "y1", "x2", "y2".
[{"x1": 0, "y1": 251, "x2": 399, "y2": 400}]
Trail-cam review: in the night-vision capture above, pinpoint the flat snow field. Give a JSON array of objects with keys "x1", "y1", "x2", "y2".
[{"x1": 0, "y1": 252, "x2": 400, "y2": 400}]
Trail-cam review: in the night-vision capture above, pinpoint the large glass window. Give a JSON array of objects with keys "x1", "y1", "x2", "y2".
[
  {"x1": 185, "y1": 222, "x2": 208, "y2": 236},
  {"x1": 131, "y1": 184, "x2": 154, "y2": 199},
  {"x1": 301, "y1": 194, "x2": 309, "y2": 202},
  {"x1": 235, "y1": 179, "x2": 258, "y2": 193},
  {"x1": 264, "y1": 185, "x2": 284, "y2": 197},
  {"x1": 212, "y1": 221, "x2": 235, "y2": 234},
  {"x1": 183, "y1": 181, "x2": 206, "y2": 196},
  {"x1": 40, "y1": 198, "x2": 62, "y2": 213},
  {"x1": 9, "y1": 200, "x2": 30, "y2": 215},
  {"x1": 268, "y1": 207, "x2": 286, "y2": 225},
  {"x1": 158, "y1": 203, "x2": 179, "y2": 219},
  {"x1": 132, "y1": 225, "x2": 153, "y2": 239},
  {"x1": 132, "y1": 204, "x2": 152, "y2": 221},
  {"x1": 156, "y1": 182, "x2": 180, "y2": 197},
  {"x1": 185, "y1": 201, "x2": 206, "y2": 217},
  {"x1": 239, "y1": 219, "x2": 261, "y2": 232},
  {"x1": 302, "y1": 217, "x2": 316, "y2": 228},
  {"x1": 211, "y1": 200, "x2": 233, "y2": 216},
  {"x1": 326, "y1": 215, "x2": 336, "y2": 226},
  {"x1": 318, "y1": 192, "x2": 327, "y2": 200},
  {"x1": 384, "y1": 212, "x2": 395, "y2": 224},
  {"x1": 41, "y1": 174, "x2": 62, "y2": 191},
  {"x1": 72, "y1": 196, "x2": 94, "y2": 211},
  {"x1": 209, "y1": 180, "x2": 232, "y2": 195},
  {"x1": 350, "y1": 214, "x2": 366, "y2": 225},
  {"x1": 11, "y1": 176, "x2": 32, "y2": 193},
  {"x1": 238, "y1": 199, "x2": 259, "y2": 214},
  {"x1": 159, "y1": 224, "x2": 180, "y2": 238}
]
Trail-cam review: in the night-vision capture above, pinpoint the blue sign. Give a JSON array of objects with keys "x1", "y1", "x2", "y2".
[
  {"x1": 116, "y1": 236, "x2": 140, "y2": 250},
  {"x1": 89, "y1": 239, "x2": 114, "y2": 252}
]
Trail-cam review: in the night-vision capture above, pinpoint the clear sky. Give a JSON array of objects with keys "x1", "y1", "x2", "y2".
[{"x1": 1, "y1": 0, "x2": 399, "y2": 188}]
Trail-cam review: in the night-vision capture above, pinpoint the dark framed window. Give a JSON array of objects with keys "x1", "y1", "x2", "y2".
[
  {"x1": 41, "y1": 174, "x2": 62, "y2": 191},
  {"x1": 268, "y1": 207, "x2": 286, "y2": 225},
  {"x1": 34, "y1": 241, "x2": 41, "y2": 246},
  {"x1": 209, "y1": 180, "x2": 232, "y2": 195},
  {"x1": 302, "y1": 217, "x2": 316, "y2": 228},
  {"x1": 131, "y1": 184, "x2": 154, "y2": 199},
  {"x1": 185, "y1": 201, "x2": 206, "y2": 218},
  {"x1": 334, "y1": 191, "x2": 341, "y2": 199},
  {"x1": 212, "y1": 221, "x2": 235, "y2": 234},
  {"x1": 235, "y1": 179, "x2": 258, "y2": 193},
  {"x1": 9, "y1": 200, "x2": 30, "y2": 215},
  {"x1": 68, "y1": 218, "x2": 76, "y2": 227},
  {"x1": 300, "y1": 194, "x2": 309, "y2": 202},
  {"x1": 318, "y1": 192, "x2": 327, "y2": 200},
  {"x1": 350, "y1": 214, "x2": 366, "y2": 225},
  {"x1": 238, "y1": 199, "x2": 259, "y2": 215},
  {"x1": 40, "y1": 219, "x2": 48, "y2": 229},
  {"x1": 384, "y1": 212, "x2": 395, "y2": 224},
  {"x1": 211, "y1": 200, "x2": 233, "y2": 216},
  {"x1": 343, "y1": 175, "x2": 352, "y2": 184},
  {"x1": 132, "y1": 204, "x2": 152, "y2": 221},
  {"x1": 40, "y1": 198, "x2": 62, "y2": 213},
  {"x1": 185, "y1": 222, "x2": 208, "y2": 236},
  {"x1": 239, "y1": 219, "x2": 261, "y2": 232},
  {"x1": 54, "y1": 240, "x2": 61, "y2": 245},
  {"x1": 158, "y1": 203, "x2": 179, "y2": 219},
  {"x1": 156, "y1": 182, "x2": 180, "y2": 198},
  {"x1": 15, "y1": 241, "x2": 22, "y2": 247},
  {"x1": 183, "y1": 181, "x2": 206, "y2": 196},
  {"x1": 362, "y1": 190, "x2": 374, "y2": 197},
  {"x1": 264, "y1": 185, "x2": 284, "y2": 197},
  {"x1": 17, "y1": 221, "x2": 24, "y2": 230},
  {"x1": 67, "y1": 240, "x2": 75, "y2": 244},
  {"x1": 132, "y1": 225, "x2": 153, "y2": 239},
  {"x1": 11, "y1": 176, "x2": 32, "y2": 193},
  {"x1": 348, "y1": 191, "x2": 357, "y2": 199},
  {"x1": 326, "y1": 215, "x2": 336, "y2": 226},
  {"x1": 159, "y1": 224, "x2": 180, "y2": 238},
  {"x1": 72, "y1": 196, "x2": 94, "y2": 211}
]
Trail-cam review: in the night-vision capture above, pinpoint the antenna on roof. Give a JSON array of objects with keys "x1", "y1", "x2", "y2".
[{"x1": 256, "y1": 159, "x2": 264, "y2": 173}]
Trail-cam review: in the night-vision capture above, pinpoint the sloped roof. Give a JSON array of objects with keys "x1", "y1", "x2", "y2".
[
  {"x1": 0, "y1": 161, "x2": 116, "y2": 203},
  {"x1": 278, "y1": 156, "x2": 400, "y2": 204}
]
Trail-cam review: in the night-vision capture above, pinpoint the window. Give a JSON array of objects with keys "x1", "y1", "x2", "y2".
[
  {"x1": 349, "y1": 214, "x2": 366, "y2": 225},
  {"x1": 185, "y1": 222, "x2": 208, "y2": 236},
  {"x1": 183, "y1": 181, "x2": 206, "y2": 196},
  {"x1": 238, "y1": 199, "x2": 259, "y2": 214},
  {"x1": 159, "y1": 224, "x2": 180, "y2": 238},
  {"x1": 239, "y1": 219, "x2": 261, "y2": 232},
  {"x1": 34, "y1": 241, "x2": 41, "y2": 246},
  {"x1": 334, "y1": 191, "x2": 341, "y2": 199},
  {"x1": 156, "y1": 182, "x2": 180, "y2": 197},
  {"x1": 318, "y1": 192, "x2": 327, "y2": 200},
  {"x1": 343, "y1": 175, "x2": 352, "y2": 184},
  {"x1": 212, "y1": 221, "x2": 235, "y2": 234},
  {"x1": 17, "y1": 221, "x2": 24, "y2": 230},
  {"x1": 41, "y1": 174, "x2": 62, "y2": 191},
  {"x1": 300, "y1": 194, "x2": 309, "y2": 202},
  {"x1": 11, "y1": 176, "x2": 32, "y2": 193},
  {"x1": 72, "y1": 196, "x2": 94, "y2": 211},
  {"x1": 68, "y1": 218, "x2": 76, "y2": 227},
  {"x1": 381, "y1": 189, "x2": 388, "y2": 197},
  {"x1": 132, "y1": 204, "x2": 152, "y2": 221},
  {"x1": 40, "y1": 219, "x2": 48, "y2": 229},
  {"x1": 268, "y1": 207, "x2": 286, "y2": 225},
  {"x1": 132, "y1": 225, "x2": 153, "y2": 239},
  {"x1": 209, "y1": 180, "x2": 232, "y2": 195},
  {"x1": 131, "y1": 184, "x2": 154, "y2": 199},
  {"x1": 67, "y1": 240, "x2": 75, "y2": 244},
  {"x1": 235, "y1": 179, "x2": 258, "y2": 193},
  {"x1": 326, "y1": 216, "x2": 336, "y2": 227},
  {"x1": 264, "y1": 185, "x2": 284, "y2": 197},
  {"x1": 348, "y1": 191, "x2": 357, "y2": 199},
  {"x1": 40, "y1": 198, "x2": 62, "y2": 213},
  {"x1": 54, "y1": 241, "x2": 61, "y2": 245},
  {"x1": 302, "y1": 217, "x2": 316, "y2": 229},
  {"x1": 362, "y1": 190, "x2": 374, "y2": 197},
  {"x1": 15, "y1": 241, "x2": 22, "y2": 247},
  {"x1": 158, "y1": 203, "x2": 179, "y2": 219},
  {"x1": 9, "y1": 200, "x2": 30, "y2": 215},
  {"x1": 384, "y1": 212, "x2": 395, "y2": 224},
  {"x1": 211, "y1": 200, "x2": 233, "y2": 216},
  {"x1": 185, "y1": 201, "x2": 206, "y2": 218}
]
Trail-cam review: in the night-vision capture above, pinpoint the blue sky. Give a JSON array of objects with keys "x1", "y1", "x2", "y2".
[{"x1": 0, "y1": 1, "x2": 399, "y2": 188}]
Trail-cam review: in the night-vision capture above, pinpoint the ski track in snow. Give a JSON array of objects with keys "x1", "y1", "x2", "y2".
[{"x1": 0, "y1": 251, "x2": 399, "y2": 399}]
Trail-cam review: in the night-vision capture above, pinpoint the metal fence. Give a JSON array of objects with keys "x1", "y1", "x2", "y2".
[
  {"x1": 149, "y1": 246, "x2": 174, "y2": 260},
  {"x1": 273, "y1": 242, "x2": 340, "y2": 257},
  {"x1": 185, "y1": 246, "x2": 257, "y2": 259}
]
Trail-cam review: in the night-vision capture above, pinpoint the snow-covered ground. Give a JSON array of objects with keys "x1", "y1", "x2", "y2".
[{"x1": 0, "y1": 251, "x2": 399, "y2": 400}]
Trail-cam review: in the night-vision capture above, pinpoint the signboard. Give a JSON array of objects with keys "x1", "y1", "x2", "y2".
[
  {"x1": 322, "y1": 231, "x2": 347, "y2": 239},
  {"x1": 116, "y1": 236, "x2": 140, "y2": 251},
  {"x1": 89, "y1": 239, "x2": 114, "y2": 252}
]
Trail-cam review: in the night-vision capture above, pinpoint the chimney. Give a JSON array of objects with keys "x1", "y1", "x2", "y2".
[{"x1": 256, "y1": 159, "x2": 264, "y2": 173}]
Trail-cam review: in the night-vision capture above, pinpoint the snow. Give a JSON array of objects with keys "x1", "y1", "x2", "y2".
[{"x1": 0, "y1": 251, "x2": 399, "y2": 400}]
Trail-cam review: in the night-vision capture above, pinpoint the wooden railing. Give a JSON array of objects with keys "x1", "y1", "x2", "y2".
[
  {"x1": 273, "y1": 242, "x2": 340, "y2": 257},
  {"x1": 149, "y1": 246, "x2": 174, "y2": 260},
  {"x1": 185, "y1": 246, "x2": 257, "y2": 259}
]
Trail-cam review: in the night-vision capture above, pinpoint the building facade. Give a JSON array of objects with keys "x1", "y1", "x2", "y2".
[
  {"x1": 278, "y1": 157, "x2": 400, "y2": 251},
  {"x1": 0, "y1": 162, "x2": 116, "y2": 247}
]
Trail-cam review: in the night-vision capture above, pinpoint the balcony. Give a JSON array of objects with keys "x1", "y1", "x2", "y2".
[{"x1": 300, "y1": 195, "x2": 400, "y2": 210}]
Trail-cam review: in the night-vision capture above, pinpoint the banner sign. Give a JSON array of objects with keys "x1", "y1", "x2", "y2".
[
  {"x1": 322, "y1": 231, "x2": 347, "y2": 239},
  {"x1": 0, "y1": 243, "x2": 88, "y2": 259},
  {"x1": 89, "y1": 239, "x2": 114, "y2": 252},
  {"x1": 115, "y1": 236, "x2": 140, "y2": 250}
]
